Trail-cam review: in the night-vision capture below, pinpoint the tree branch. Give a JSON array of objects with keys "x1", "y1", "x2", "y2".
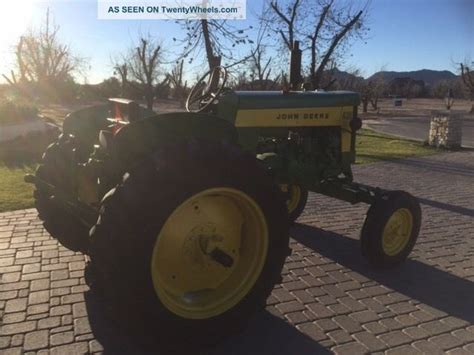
[{"x1": 312, "y1": 10, "x2": 363, "y2": 88}]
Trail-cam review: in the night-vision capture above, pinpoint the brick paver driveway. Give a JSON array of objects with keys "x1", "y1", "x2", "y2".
[{"x1": 1, "y1": 151, "x2": 473, "y2": 354}]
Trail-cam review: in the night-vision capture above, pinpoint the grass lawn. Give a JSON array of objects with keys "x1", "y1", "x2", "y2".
[
  {"x1": 0, "y1": 128, "x2": 439, "y2": 213},
  {"x1": 355, "y1": 129, "x2": 438, "y2": 164},
  {"x1": 0, "y1": 163, "x2": 37, "y2": 212}
]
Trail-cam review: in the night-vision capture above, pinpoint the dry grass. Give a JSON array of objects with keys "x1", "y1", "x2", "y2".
[
  {"x1": 355, "y1": 129, "x2": 438, "y2": 164},
  {"x1": 360, "y1": 98, "x2": 473, "y2": 120}
]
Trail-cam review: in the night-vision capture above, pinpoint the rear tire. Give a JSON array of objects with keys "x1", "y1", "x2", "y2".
[
  {"x1": 361, "y1": 191, "x2": 421, "y2": 268},
  {"x1": 89, "y1": 140, "x2": 290, "y2": 349},
  {"x1": 34, "y1": 134, "x2": 90, "y2": 253}
]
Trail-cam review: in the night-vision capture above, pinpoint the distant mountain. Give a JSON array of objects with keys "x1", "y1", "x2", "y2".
[
  {"x1": 331, "y1": 68, "x2": 363, "y2": 82},
  {"x1": 369, "y1": 69, "x2": 457, "y2": 86}
]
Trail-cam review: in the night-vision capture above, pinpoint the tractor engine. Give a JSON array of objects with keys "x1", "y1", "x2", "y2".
[
  {"x1": 216, "y1": 90, "x2": 360, "y2": 188},
  {"x1": 256, "y1": 127, "x2": 342, "y2": 163}
]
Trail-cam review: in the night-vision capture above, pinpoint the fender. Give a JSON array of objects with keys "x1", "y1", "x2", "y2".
[
  {"x1": 113, "y1": 112, "x2": 238, "y2": 168},
  {"x1": 62, "y1": 104, "x2": 110, "y2": 155},
  {"x1": 62, "y1": 103, "x2": 156, "y2": 156}
]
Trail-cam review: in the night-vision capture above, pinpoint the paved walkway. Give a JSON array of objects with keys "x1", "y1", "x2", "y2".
[{"x1": 1, "y1": 152, "x2": 473, "y2": 354}]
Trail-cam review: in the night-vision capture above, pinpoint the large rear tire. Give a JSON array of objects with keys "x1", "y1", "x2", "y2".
[
  {"x1": 89, "y1": 140, "x2": 290, "y2": 349},
  {"x1": 34, "y1": 134, "x2": 90, "y2": 253}
]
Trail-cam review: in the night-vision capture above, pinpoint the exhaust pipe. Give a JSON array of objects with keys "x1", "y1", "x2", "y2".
[{"x1": 289, "y1": 41, "x2": 302, "y2": 91}]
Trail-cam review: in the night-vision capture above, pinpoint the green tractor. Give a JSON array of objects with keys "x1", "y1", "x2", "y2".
[{"x1": 26, "y1": 42, "x2": 421, "y2": 347}]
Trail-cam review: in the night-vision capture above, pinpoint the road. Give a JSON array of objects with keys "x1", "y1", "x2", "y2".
[{"x1": 365, "y1": 116, "x2": 474, "y2": 148}]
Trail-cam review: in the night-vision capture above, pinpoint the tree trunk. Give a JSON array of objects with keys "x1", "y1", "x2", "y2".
[
  {"x1": 310, "y1": 39, "x2": 317, "y2": 88},
  {"x1": 201, "y1": 20, "x2": 221, "y2": 71},
  {"x1": 362, "y1": 99, "x2": 369, "y2": 113},
  {"x1": 146, "y1": 84, "x2": 154, "y2": 110},
  {"x1": 146, "y1": 96, "x2": 153, "y2": 110},
  {"x1": 370, "y1": 97, "x2": 378, "y2": 110},
  {"x1": 309, "y1": 3, "x2": 332, "y2": 89}
]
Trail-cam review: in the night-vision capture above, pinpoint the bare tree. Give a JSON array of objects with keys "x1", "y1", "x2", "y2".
[
  {"x1": 369, "y1": 75, "x2": 386, "y2": 110},
  {"x1": 450, "y1": 78, "x2": 468, "y2": 99},
  {"x1": 334, "y1": 67, "x2": 362, "y2": 90},
  {"x1": 460, "y1": 62, "x2": 474, "y2": 113},
  {"x1": 356, "y1": 79, "x2": 371, "y2": 113},
  {"x1": 128, "y1": 36, "x2": 165, "y2": 109},
  {"x1": 112, "y1": 58, "x2": 129, "y2": 98},
  {"x1": 269, "y1": 0, "x2": 301, "y2": 49},
  {"x1": 167, "y1": 59, "x2": 188, "y2": 100},
  {"x1": 228, "y1": 70, "x2": 251, "y2": 90},
  {"x1": 353, "y1": 77, "x2": 384, "y2": 113},
  {"x1": 3, "y1": 9, "x2": 84, "y2": 99},
  {"x1": 176, "y1": 20, "x2": 253, "y2": 71},
  {"x1": 247, "y1": 46, "x2": 281, "y2": 90},
  {"x1": 432, "y1": 80, "x2": 449, "y2": 99},
  {"x1": 264, "y1": 0, "x2": 369, "y2": 89}
]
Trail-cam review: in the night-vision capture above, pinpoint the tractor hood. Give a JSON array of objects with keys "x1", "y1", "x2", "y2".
[
  {"x1": 216, "y1": 90, "x2": 360, "y2": 128},
  {"x1": 220, "y1": 90, "x2": 360, "y2": 110}
]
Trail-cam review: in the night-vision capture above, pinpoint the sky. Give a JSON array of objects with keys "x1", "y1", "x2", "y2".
[{"x1": 0, "y1": 0, "x2": 472, "y2": 84}]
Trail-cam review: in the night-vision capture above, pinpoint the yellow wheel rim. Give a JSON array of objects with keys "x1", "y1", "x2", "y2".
[
  {"x1": 281, "y1": 184, "x2": 301, "y2": 214},
  {"x1": 150, "y1": 187, "x2": 268, "y2": 319},
  {"x1": 382, "y1": 208, "x2": 413, "y2": 256}
]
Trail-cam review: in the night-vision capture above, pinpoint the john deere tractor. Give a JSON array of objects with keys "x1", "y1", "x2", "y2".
[{"x1": 27, "y1": 42, "x2": 421, "y2": 346}]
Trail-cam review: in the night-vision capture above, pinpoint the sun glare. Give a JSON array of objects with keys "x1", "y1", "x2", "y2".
[{"x1": 0, "y1": 1, "x2": 35, "y2": 72}]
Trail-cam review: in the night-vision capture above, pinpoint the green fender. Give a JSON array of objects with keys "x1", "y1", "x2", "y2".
[
  {"x1": 113, "y1": 112, "x2": 238, "y2": 168},
  {"x1": 62, "y1": 103, "x2": 156, "y2": 155}
]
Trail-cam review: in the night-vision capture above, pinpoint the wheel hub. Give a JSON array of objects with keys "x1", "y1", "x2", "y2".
[
  {"x1": 182, "y1": 223, "x2": 236, "y2": 268},
  {"x1": 280, "y1": 184, "x2": 301, "y2": 214},
  {"x1": 150, "y1": 188, "x2": 268, "y2": 319},
  {"x1": 382, "y1": 208, "x2": 413, "y2": 256}
]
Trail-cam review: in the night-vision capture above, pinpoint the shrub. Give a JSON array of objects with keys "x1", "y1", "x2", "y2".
[{"x1": 0, "y1": 98, "x2": 39, "y2": 125}]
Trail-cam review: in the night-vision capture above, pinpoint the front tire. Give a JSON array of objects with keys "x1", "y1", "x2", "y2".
[
  {"x1": 89, "y1": 140, "x2": 290, "y2": 348},
  {"x1": 281, "y1": 184, "x2": 308, "y2": 222},
  {"x1": 361, "y1": 191, "x2": 421, "y2": 268}
]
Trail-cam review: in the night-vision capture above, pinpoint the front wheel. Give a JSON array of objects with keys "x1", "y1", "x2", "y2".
[
  {"x1": 280, "y1": 184, "x2": 308, "y2": 222},
  {"x1": 89, "y1": 141, "x2": 290, "y2": 348},
  {"x1": 361, "y1": 191, "x2": 421, "y2": 268}
]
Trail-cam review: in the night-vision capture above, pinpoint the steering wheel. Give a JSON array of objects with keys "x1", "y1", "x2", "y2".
[{"x1": 186, "y1": 66, "x2": 228, "y2": 112}]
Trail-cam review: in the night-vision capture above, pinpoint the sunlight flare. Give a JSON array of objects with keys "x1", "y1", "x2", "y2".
[{"x1": 0, "y1": 0, "x2": 36, "y2": 60}]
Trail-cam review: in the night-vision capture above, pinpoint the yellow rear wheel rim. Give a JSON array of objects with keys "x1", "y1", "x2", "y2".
[
  {"x1": 281, "y1": 184, "x2": 302, "y2": 214},
  {"x1": 382, "y1": 208, "x2": 413, "y2": 256},
  {"x1": 151, "y1": 187, "x2": 268, "y2": 319}
]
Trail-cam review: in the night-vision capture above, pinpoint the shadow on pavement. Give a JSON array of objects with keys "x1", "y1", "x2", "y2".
[
  {"x1": 292, "y1": 223, "x2": 474, "y2": 324},
  {"x1": 418, "y1": 198, "x2": 474, "y2": 217},
  {"x1": 388, "y1": 157, "x2": 474, "y2": 177},
  {"x1": 209, "y1": 311, "x2": 331, "y2": 355},
  {"x1": 83, "y1": 222, "x2": 473, "y2": 354},
  {"x1": 84, "y1": 289, "x2": 330, "y2": 355}
]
